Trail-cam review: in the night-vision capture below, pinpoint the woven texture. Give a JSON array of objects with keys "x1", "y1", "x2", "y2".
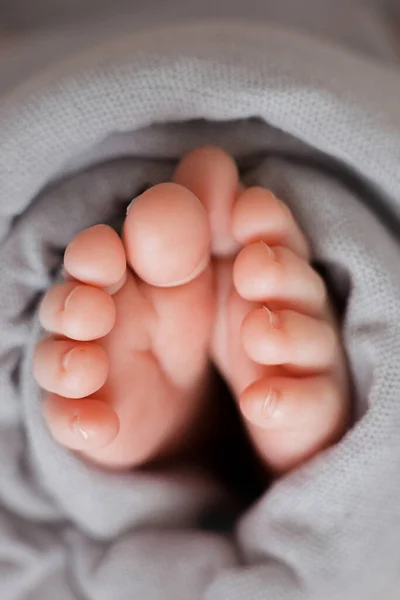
[{"x1": 1, "y1": 2, "x2": 400, "y2": 598}]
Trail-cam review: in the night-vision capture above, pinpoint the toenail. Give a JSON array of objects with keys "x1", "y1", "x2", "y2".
[
  {"x1": 64, "y1": 286, "x2": 79, "y2": 311},
  {"x1": 281, "y1": 199, "x2": 293, "y2": 218},
  {"x1": 126, "y1": 195, "x2": 140, "y2": 214},
  {"x1": 186, "y1": 252, "x2": 210, "y2": 281},
  {"x1": 126, "y1": 185, "x2": 151, "y2": 214},
  {"x1": 107, "y1": 271, "x2": 127, "y2": 295},
  {"x1": 259, "y1": 240, "x2": 276, "y2": 261},
  {"x1": 71, "y1": 414, "x2": 89, "y2": 440},
  {"x1": 61, "y1": 348, "x2": 74, "y2": 371},
  {"x1": 263, "y1": 306, "x2": 280, "y2": 329},
  {"x1": 156, "y1": 251, "x2": 210, "y2": 288},
  {"x1": 262, "y1": 388, "x2": 280, "y2": 419}
]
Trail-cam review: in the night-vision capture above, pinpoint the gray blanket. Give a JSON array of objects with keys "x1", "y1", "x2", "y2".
[{"x1": 1, "y1": 1, "x2": 400, "y2": 598}]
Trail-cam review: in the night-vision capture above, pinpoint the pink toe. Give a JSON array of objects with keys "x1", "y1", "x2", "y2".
[
  {"x1": 64, "y1": 225, "x2": 126, "y2": 289},
  {"x1": 173, "y1": 146, "x2": 240, "y2": 256},
  {"x1": 240, "y1": 375, "x2": 348, "y2": 472},
  {"x1": 34, "y1": 339, "x2": 109, "y2": 399},
  {"x1": 124, "y1": 182, "x2": 211, "y2": 287},
  {"x1": 40, "y1": 282, "x2": 116, "y2": 340},
  {"x1": 43, "y1": 394, "x2": 119, "y2": 451},
  {"x1": 232, "y1": 187, "x2": 310, "y2": 259}
]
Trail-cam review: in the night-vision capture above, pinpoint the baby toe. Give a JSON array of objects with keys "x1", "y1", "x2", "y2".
[
  {"x1": 241, "y1": 307, "x2": 338, "y2": 372},
  {"x1": 173, "y1": 146, "x2": 240, "y2": 256},
  {"x1": 64, "y1": 224, "x2": 126, "y2": 293},
  {"x1": 240, "y1": 374, "x2": 348, "y2": 471},
  {"x1": 40, "y1": 282, "x2": 116, "y2": 341},
  {"x1": 124, "y1": 182, "x2": 210, "y2": 287},
  {"x1": 233, "y1": 242, "x2": 327, "y2": 316},
  {"x1": 33, "y1": 338, "x2": 109, "y2": 399},
  {"x1": 232, "y1": 187, "x2": 309, "y2": 259},
  {"x1": 43, "y1": 394, "x2": 119, "y2": 451}
]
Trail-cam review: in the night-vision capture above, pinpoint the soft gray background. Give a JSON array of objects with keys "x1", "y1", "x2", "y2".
[{"x1": 1, "y1": 1, "x2": 400, "y2": 599}]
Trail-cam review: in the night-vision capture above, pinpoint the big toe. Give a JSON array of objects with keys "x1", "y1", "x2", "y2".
[
  {"x1": 124, "y1": 182, "x2": 211, "y2": 287},
  {"x1": 173, "y1": 146, "x2": 241, "y2": 257}
]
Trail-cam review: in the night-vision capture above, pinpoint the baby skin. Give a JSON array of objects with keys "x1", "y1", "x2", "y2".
[{"x1": 33, "y1": 147, "x2": 349, "y2": 473}]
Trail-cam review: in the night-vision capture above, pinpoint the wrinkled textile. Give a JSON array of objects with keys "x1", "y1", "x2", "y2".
[{"x1": 1, "y1": 1, "x2": 400, "y2": 598}]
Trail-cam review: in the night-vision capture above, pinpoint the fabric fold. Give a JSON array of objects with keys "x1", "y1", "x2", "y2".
[{"x1": 1, "y1": 4, "x2": 400, "y2": 598}]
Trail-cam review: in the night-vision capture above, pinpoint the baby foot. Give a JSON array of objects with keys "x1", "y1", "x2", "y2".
[
  {"x1": 231, "y1": 187, "x2": 350, "y2": 471},
  {"x1": 222, "y1": 187, "x2": 350, "y2": 472},
  {"x1": 176, "y1": 147, "x2": 350, "y2": 473},
  {"x1": 33, "y1": 181, "x2": 214, "y2": 469}
]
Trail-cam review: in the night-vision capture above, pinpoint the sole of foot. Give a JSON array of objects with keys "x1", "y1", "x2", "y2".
[{"x1": 34, "y1": 179, "x2": 215, "y2": 469}]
